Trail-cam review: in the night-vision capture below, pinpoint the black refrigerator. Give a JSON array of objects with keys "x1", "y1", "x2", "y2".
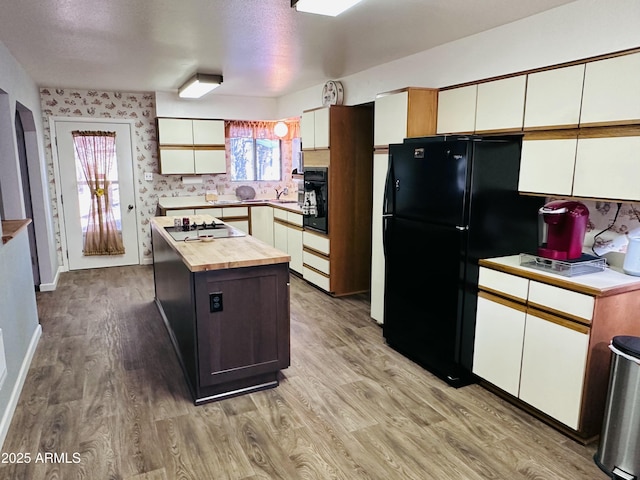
[{"x1": 382, "y1": 135, "x2": 543, "y2": 387}]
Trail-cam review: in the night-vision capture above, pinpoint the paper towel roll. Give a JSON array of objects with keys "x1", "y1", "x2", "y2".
[{"x1": 182, "y1": 176, "x2": 203, "y2": 185}]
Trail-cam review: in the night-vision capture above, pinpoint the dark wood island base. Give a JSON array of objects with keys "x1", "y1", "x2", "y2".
[{"x1": 151, "y1": 216, "x2": 291, "y2": 405}]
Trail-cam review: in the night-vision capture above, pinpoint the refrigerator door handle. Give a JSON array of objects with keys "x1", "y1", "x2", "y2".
[
  {"x1": 456, "y1": 225, "x2": 469, "y2": 231},
  {"x1": 383, "y1": 154, "x2": 395, "y2": 216}
]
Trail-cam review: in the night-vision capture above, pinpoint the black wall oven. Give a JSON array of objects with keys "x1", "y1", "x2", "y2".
[{"x1": 302, "y1": 167, "x2": 328, "y2": 233}]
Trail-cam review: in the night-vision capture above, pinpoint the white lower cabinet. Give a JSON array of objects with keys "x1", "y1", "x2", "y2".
[
  {"x1": 519, "y1": 312, "x2": 589, "y2": 430},
  {"x1": 273, "y1": 209, "x2": 303, "y2": 274},
  {"x1": 250, "y1": 206, "x2": 274, "y2": 246},
  {"x1": 473, "y1": 295, "x2": 526, "y2": 397},
  {"x1": 474, "y1": 266, "x2": 593, "y2": 433},
  {"x1": 303, "y1": 230, "x2": 330, "y2": 292}
]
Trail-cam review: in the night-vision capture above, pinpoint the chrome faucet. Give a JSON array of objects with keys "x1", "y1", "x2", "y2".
[{"x1": 275, "y1": 187, "x2": 289, "y2": 199}]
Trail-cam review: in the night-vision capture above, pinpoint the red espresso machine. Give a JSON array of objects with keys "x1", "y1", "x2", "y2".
[{"x1": 538, "y1": 200, "x2": 589, "y2": 260}]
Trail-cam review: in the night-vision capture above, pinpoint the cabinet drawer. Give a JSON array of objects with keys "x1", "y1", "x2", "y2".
[
  {"x1": 274, "y1": 209, "x2": 288, "y2": 221},
  {"x1": 221, "y1": 207, "x2": 249, "y2": 218},
  {"x1": 303, "y1": 266, "x2": 330, "y2": 292},
  {"x1": 527, "y1": 281, "x2": 594, "y2": 322},
  {"x1": 166, "y1": 209, "x2": 196, "y2": 216},
  {"x1": 287, "y1": 212, "x2": 303, "y2": 226},
  {"x1": 303, "y1": 231, "x2": 330, "y2": 254},
  {"x1": 303, "y1": 250, "x2": 329, "y2": 275},
  {"x1": 478, "y1": 267, "x2": 529, "y2": 302}
]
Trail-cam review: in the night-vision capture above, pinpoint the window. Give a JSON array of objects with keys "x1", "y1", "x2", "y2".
[
  {"x1": 227, "y1": 120, "x2": 299, "y2": 182},
  {"x1": 230, "y1": 137, "x2": 281, "y2": 181}
]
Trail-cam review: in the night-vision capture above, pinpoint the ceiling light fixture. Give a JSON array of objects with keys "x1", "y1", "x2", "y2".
[
  {"x1": 178, "y1": 73, "x2": 223, "y2": 99},
  {"x1": 291, "y1": 0, "x2": 363, "y2": 17}
]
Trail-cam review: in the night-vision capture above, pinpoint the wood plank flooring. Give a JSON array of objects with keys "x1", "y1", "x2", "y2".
[{"x1": 0, "y1": 265, "x2": 608, "y2": 479}]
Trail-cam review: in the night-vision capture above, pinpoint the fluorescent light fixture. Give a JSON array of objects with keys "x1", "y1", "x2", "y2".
[
  {"x1": 291, "y1": 0, "x2": 363, "y2": 16},
  {"x1": 178, "y1": 73, "x2": 223, "y2": 98}
]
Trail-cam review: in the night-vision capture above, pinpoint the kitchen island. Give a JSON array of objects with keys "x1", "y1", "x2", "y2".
[{"x1": 151, "y1": 215, "x2": 291, "y2": 404}]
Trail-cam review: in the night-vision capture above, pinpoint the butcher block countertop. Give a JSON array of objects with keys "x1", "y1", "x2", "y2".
[
  {"x1": 2, "y1": 219, "x2": 31, "y2": 245},
  {"x1": 480, "y1": 255, "x2": 640, "y2": 297},
  {"x1": 151, "y1": 215, "x2": 290, "y2": 272}
]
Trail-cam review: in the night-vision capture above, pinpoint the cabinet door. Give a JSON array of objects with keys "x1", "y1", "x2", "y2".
[
  {"x1": 524, "y1": 64, "x2": 585, "y2": 129},
  {"x1": 374, "y1": 91, "x2": 409, "y2": 146},
  {"x1": 159, "y1": 148, "x2": 195, "y2": 174},
  {"x1": 192, "y1": 119, "x2": 225, "y2": 145},
  {"x1": 300, "y1": 111, "x2": 315, "y2": 150},
  {"x1": 518, "y1": 138, "x2": 577, "y2": 196},
  {"x1": 519, "y1": 313, "x2": 589, "y2": 429},
  {"x1": 158, "y1": 118, "x2": 193, "y2": 145},
  {"x1": 370, "y1": 152, "x2": 388, "y2": 323},
  {"x1": 196, "y1": 266, "x2": 283, "y2": 387},
  {"x1": 436, "y1": 85, "x2": 477, "y2": 134},
  {"x1": 475, "y1": 76, "x2": 526, "y2": 132},
  {"x1": 194, "y1": 149, "x2": 226, "y2": 174},
  {"x1": 287, "y1": 227, "x2": 303, "y2": 274},
  {"x1": 314, "y1": 107, "x2": 330, "y2": 149},
  {"x1": 473, "y1": 295, "x2": 526, "y2": 397},
  {"x1": 573, "y1": 136, "x2": 640, "y2": 201},
  {"x1": 250, "y1": 206, "x2": 274, "y2": 246},
  {"x1": 581, "y1": 52, "x2": 640, "y2": 126},
  {"x1": 274, "y1": 222, "x2": 288, "y2": 253}
]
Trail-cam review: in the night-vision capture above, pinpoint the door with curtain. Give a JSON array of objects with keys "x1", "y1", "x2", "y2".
[{"x1": 54, "y1": 120, "x2": 139, "y2": 270}]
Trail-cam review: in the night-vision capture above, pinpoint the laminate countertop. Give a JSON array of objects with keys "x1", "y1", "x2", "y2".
[
  {"x1": 151, "y1": 215, "x2": 290, "y2": 273},
  {"x1": 480, "y1": 254, "x2": 640, "y2": 297},
  {"x1": 2, "y1": 219, "x2": 31, "y2": 245},
  {"x1": 157, "y1": 196, "x2": 303, "y2": 214}
]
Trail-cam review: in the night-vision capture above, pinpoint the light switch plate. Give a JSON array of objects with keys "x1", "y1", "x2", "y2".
[{"x1": 144, "y1": 172, "x2": 153, "y2": 181}]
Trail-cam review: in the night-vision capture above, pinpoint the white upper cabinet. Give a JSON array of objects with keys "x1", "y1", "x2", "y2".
[
  {"x1": 573, "y1": 136, "x2": 640, "y2": 200},
  {"x1": 157, "y1": 118, "x2": 226, "y2": 174},
  {"x1": 436, "y1": 85, "x2": 477, "y2": 134},
  {"x1": 524, "y1": 64, "x2": 585, "y2": 129},
  {"x1": 375, "y1": 88, "x2": 438, "y2": 145},
  {"x1": 375, "y1": 91, "x2": 410, "y2": 145},
  {"x1": 580, "y1": 52, "x2": 640, "y2": 126},
  {"x1": 518, "y1": 137, "x2": 578, "y2": 196},
  {"x1": 158, "y1": 118, "x2": 193, "y2": 144},
  {"x1": 301, "y1": 108, "x2": 329, "y2": 150},
  {"x1": 475, "y1": 75, "x2": 527, "y2": 132},
  {"x1": 192, "y1": 119, "x2": 225, "y2": 145}
]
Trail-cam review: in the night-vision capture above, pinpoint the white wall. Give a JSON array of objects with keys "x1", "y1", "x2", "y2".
[
  {"x1": 276, "y1": 0, "x2": 640, "y2": 118},
  {"x1": 0, "y1": 41, "x2": 59, "y2": 290}
]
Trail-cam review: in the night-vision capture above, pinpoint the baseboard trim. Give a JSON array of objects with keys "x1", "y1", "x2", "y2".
[
  {"x1": 38, "y1": 265, "x2": 63, "y2": 292},
  {"x1": 0, "y1": 324, "x2": 42, "y2": 449}
]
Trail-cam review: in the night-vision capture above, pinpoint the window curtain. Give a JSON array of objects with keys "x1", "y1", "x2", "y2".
[
  {"x1": 72, "y1": 130, "x2": 125, "y2": 256},
  {"x1": 225, "y1": 120, "x2": 300, "y2": 140}
]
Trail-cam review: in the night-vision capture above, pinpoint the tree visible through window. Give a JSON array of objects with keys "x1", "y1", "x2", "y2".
[{"x1": 227, "y1": 120, "x2": 299, "y2": 182}]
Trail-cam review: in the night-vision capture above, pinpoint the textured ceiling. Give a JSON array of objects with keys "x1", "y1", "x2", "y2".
[{"x1": 0, "y1": 0, "x2": 577, "y2": 97}]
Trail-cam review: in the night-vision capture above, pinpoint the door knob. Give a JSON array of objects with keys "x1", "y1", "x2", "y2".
[{"x1": 128, "y1": 204, "x2": 134, "y2": 211}]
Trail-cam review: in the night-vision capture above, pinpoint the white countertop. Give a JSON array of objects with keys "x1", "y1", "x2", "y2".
[
  {"x1": 158, "y1": 195, "x2": 302, "y2": 213},
  {"x1": 481, "y1": 254, "x2": 640, "y2": 296}
]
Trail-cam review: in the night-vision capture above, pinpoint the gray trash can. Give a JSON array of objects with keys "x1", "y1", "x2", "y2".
[{"x1": 594, "y1": 335, "x2": 640, "y2": 480}]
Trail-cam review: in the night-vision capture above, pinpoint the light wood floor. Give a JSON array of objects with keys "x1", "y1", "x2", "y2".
[{"x1": 1, "y1": 265, "x2": 607, "y2": 480}]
